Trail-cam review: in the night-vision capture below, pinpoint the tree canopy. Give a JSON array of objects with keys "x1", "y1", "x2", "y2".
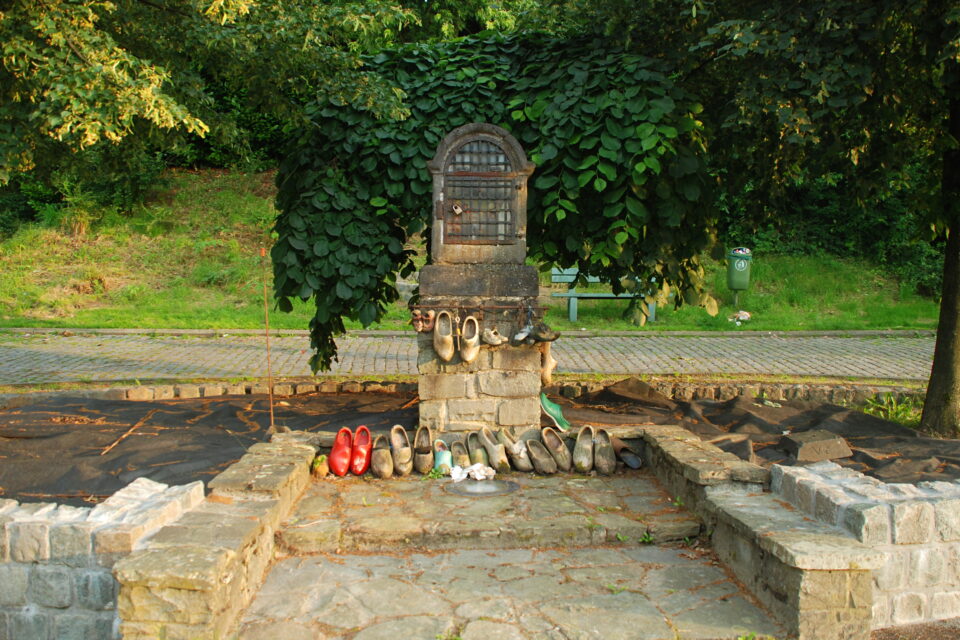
[
  {"x1": 273, "y1": 34, "x2": 714, "y2": 371},
  {"x1": 0, "y1": 0, "x2": 413, "y2": 184}
]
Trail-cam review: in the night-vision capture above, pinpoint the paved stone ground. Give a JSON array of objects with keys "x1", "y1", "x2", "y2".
[
  {"x1": 277, "y1": 474, "x2": 701, "y2": 555},
  {"x1": 240, "y1": 473, "x2": 784, "y2": 640},
  {"x1": 0, "y1": 330, "x2": 934, "y2": 383},
  {"x1": 240, "y1": 548, "x2": 783, "y2": 640}
]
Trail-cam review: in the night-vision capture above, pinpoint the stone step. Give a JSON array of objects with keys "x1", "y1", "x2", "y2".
[{"x1": 277, "y1": 473, "x2": 701, "y2": 555}]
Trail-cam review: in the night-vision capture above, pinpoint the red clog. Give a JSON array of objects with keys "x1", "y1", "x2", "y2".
[
  {"x1": 350, "y1": 425, "x2": 372, "y2": 475},
  {"x1": 329, "y1": 427, "x2": 353, "y2": 477}
]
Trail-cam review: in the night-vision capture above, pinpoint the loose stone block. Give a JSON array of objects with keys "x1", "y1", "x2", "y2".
[
  {"x1": 0, "y1": 563, "x2": 29, "y2": 606},
  {"x1": 477, "y1": 370, "x2": 540, "y2": 398},
  {"x1": 490, "y1": 348, "x2": 540, "y2": 372},
  {"x1": 893, "y1": 501, "x2": 935, "y2": 544},
  {"x1": 153, "y1": 385, "x2": 175, "y2": 400},
  {"x1": 497, "y1": 398, "x2": 540, "y2": 426},
  {"x1": 200, "y1": 385, "x2": 225, "y2": 397},
  {"x1": 841, "y1": 502, "x2": 891, "y2": 546},
  {"x1": 912, "y1": 547, "x2": 946, "y2": 587},
  {"x1": 94, "y1": 523, "x2": 145, "y2": 557},
  {"x1": 273, "y1": 384, "x2": 293, "y2": 396},
  {"x1": 53, "y1": 612, "x2": 101, "y2": 640},
  {"x1": 10, "y1": 609, "x2": 49, "y2": 640},
  {"x1": 891, "y1": 592, "x2": 927, "y2": 624},
  {"x1": 446, "y1": 399, "x2": 497, "y2": 424},
  {"x1": 341, "y1": 381, "x2": 362, "y2": 393},
  {"x1": 167, "y1": 482, "x2": 205, "y2": 513},
  {"x1": 779, "y1": 429, "x2": 852, "y2": 462},
  {"x1": 115, "y1": 545, "x2": 237, "y2": 591},
  {"x1": 872, "y1": 597, "x2": 891, "y2": 628},
  {"x1": 935, "y1": 498, "x2": 960, "y2": 542},
  {"x1": 813, "y1": 486, "x2": 848, "y2": 525},
  {"x1": 10, "y1": 520, "x2": 50, "y2": 562},
  {"x1": 317, "y1": 380, "x2": 339, "y2": 393},
  {"x1": 50, "y1": 521, "x2": 96, "y2": 567},
  {"x1": 874, "y1": 549, "x2": 909, "y2": 591},
  {"x1": 118, "y1": 584, "x2": 227, "y2": 626},
  {"x1": 294, "y1": 384, "x2": 317, "y2": 395},
  {"x1": 103, "y1": 388, "x2": 128, "y2": 400},
  {"x1": 126, "y1": 387, "x2": 154, "y2": 401},
  {"x1": 29, "y1": 564, "x2": 74, "y2": 608},
  {"x1": 887, "y1": 483, "x2": 925, "y2": 499},
  {"x1": 419, "y1": 374, "x2": 471, "y2": 401},
  {"x1": 175, "y1": 384, "x2": 201, "y2": 399},
  {"x1": 931, "y1": 591, "x2": 960, "y2": 619},
  {"x1": 78, "y1": 570, "x2": 118, "y2": 610}
]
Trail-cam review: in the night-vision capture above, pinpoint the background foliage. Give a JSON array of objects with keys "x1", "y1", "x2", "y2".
[{"x1": 274, "y1": 33, "x2": 713, "y2": 371}]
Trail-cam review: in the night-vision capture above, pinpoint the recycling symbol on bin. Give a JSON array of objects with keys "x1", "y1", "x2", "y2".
[{"x1": 734, "y1": 259, "x2": 748, "y2": 271}]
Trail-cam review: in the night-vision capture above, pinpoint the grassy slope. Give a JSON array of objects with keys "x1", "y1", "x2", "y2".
[{"x1": 0, "y1": 170, "x2": 940, "y2": 332}]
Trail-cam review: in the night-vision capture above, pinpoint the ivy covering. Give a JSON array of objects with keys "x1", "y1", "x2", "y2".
[{"x1": 274, "y1": 34, "x2": 717, "y2": 371}]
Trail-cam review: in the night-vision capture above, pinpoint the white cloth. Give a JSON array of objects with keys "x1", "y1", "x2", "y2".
[{"x1": 450, "y1": 463, "x2": 496, "y2": 482}]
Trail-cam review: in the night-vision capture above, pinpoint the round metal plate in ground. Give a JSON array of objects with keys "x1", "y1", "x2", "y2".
[{"x1": 444, "y1": 480, "x2": 519, "y2": 497}]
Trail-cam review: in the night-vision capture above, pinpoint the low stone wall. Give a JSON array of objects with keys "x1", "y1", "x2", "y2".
[
  {"x1": 0, "y1": 478, "x2": 203, "y2": 640},
  {"x1": 113, "y1": 438, "x2": 316, "y2": 639},
  {"x1": 637, "y1": 426, "x2": 883, "y2": 640},
  {"x1": 0, "y1": 377, "x2": 921, "y2": 410},
  {"x1": 773, "y1": 461, "x2": 960, "y2": 628}
]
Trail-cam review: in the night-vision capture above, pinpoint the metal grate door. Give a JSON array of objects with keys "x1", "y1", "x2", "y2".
[{"x1": 443, "y1": 140, "x2": 517, "y2": 245}]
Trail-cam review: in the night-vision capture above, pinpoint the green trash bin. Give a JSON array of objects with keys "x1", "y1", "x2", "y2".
[{"x1": 726, "y1": 247, "x2": 752, "y2": 291}]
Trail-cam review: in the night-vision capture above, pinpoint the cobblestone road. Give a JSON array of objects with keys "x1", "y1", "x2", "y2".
[{"x1": 0, "y1": 330, "x2": 934, "y2": 384}]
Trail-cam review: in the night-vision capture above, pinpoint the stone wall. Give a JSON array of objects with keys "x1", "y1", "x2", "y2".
[
  {"x1": 418, "y1": 334, "x2": 541, "y2": 432},
  {"x1": 637, "y1": 426, "x2": 883, "y2": 640},
  {"x1": 113, "y1": 437, "x2": 315, "y2": 640},
  {"x1": 0, "y1": 478, "x2": 203, "y2": 639},
  {"x1": 772, "y1": 462, "x2": 960, "y2": 628}
]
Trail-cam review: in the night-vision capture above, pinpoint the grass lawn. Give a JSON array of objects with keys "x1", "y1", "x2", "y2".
[{"x1": 0, "y1": 169, "x2": 940, "y2": 332}]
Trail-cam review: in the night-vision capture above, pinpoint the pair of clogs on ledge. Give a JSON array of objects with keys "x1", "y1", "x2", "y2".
[
  {"x1": 328, "y1": 426, "x2": 373, "y2": 477},
  {"x1": 432, "y1": 311, "x2": 480, "y2": 363}
]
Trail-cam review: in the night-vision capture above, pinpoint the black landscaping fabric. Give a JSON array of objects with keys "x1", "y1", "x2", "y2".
[
  {"x1": 0, "y1": 379, "x2": 951, "y2": 506},
  {"x1": 0, "y1": 392, "x2": 418, "y2": 506},
  {"x1": 564, "y1": 378, "x2": 957, "y2": 484}
]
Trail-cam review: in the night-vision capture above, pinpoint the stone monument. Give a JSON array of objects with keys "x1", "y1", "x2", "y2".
[{"x1": 415, "y1": 123, "x2": 550, "y2": 433}]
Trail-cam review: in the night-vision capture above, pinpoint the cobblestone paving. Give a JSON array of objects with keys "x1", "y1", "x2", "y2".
[
  {"x1": 240, "y1": 473, "x2": 783, "y2": 640},
  {"x1": 0, "y1": 331, "x2": 933, "y2": 384}
]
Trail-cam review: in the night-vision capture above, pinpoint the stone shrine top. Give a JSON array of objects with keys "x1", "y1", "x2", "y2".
[{"x1": 427, "y1": 123, "x2": 535, "y2": 265}]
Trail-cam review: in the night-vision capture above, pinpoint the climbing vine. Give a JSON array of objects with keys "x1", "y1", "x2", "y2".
[{"x1": 274, "y1": 33, "x2": 716, "y2": 371}]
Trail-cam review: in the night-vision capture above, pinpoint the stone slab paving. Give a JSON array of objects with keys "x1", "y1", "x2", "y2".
[
  {"x1": 0, "y1": 330, "x2": 934, "y2": 383},
  {"x1": 240, "y1": 545, "x2": 782, "y2": 640},
  {"x1": 241, "y1": 472, "x2": 784, "y2": 639},
  {"x1": 278, "y1": 473, "x2": 701, "y2": 554}
]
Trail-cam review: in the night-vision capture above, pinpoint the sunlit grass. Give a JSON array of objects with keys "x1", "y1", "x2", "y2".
[{"x1": 0, "y1": 169, "x2": 941, "y2": 332}]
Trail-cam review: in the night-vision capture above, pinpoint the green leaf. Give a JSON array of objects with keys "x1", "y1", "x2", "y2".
[
  {"x1": 336, "y1": 281, "x2": 353, "y2": 299},
  {"x1": 598, "y1": 161, "x2": 617, "y2": 181},
  {"x1": 370, "y1": 197, "x2": 388, "y2": 207},
  {"x1": 625, "y1": 197, "x2": 648, "y2": 220},
  {"x1": 614, "y1": 231, "x2": 629, "y2": 245},
  {"x1": 535, "y1": 175, "x2": 560, "y2": 190},
  {"x1": 576, "y1": 156, "x2": 599, "y2": 170},
  {"x1": 644, "y1": 156, "x2": 662, "y2": 174},
  {"x1": 594, "y1": 176, "x2": 608, "y2": 191}
]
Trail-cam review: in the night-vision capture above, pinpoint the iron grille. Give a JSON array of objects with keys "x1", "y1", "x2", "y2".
[{"x1": 443, "y1": 140, "x2": 516, "y2": 245}]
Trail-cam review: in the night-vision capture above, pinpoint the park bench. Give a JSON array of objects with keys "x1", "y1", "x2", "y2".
[{"x1": 550, "y1": 268, "x2": 656, "y2": 323}]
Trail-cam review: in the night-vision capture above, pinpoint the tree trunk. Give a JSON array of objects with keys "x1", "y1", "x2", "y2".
[{"x1": 920, "y1": 87, "x2": 960, "y2": 437}]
